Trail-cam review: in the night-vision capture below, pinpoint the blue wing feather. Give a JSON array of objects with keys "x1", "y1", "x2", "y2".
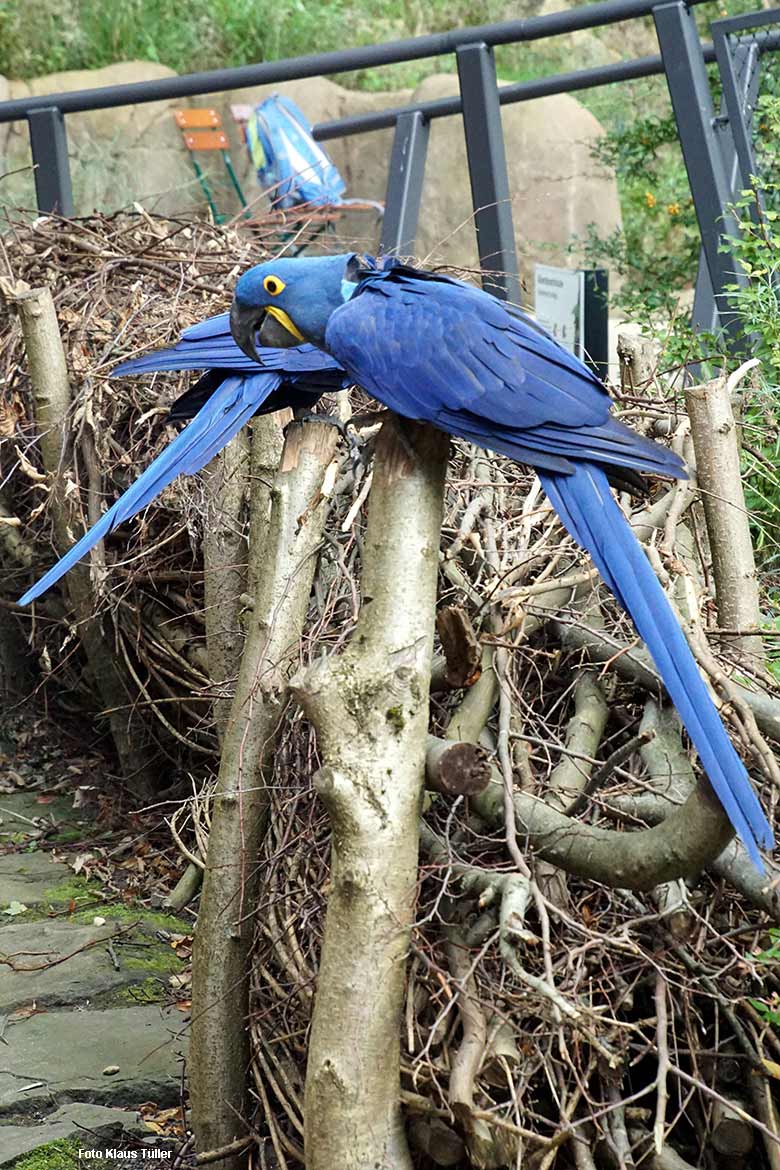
[
  {"x1": 18, "y1": 371, "x2": 281, "y2": 606},
  {"x1": 326, "y1": 269, "x2": 684, "y2": 478},
  {"x1": 324, "y1": 262, "x2": 770, "y2": 865},
  {"x1": 21, "y1": 313, "x2": 350, "y2": 606},
  {"x1": 112, "y1": 312, "x2": 344, "y2": 378},
  {"x1": 541, "y1": 464, "x2": 772, "y2": 867}
]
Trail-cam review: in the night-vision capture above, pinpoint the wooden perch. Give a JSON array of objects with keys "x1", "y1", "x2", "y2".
[
  {"x1": 202, "y1": 430, "x2": 250, "y2": 739},
  {"x1": 291, "y1": 418, "x2": 450, "y2": 1170},
  {"x1": 190, "y1": 416, "x2": 339, "y2": 1169},
  {"x1": 14, "y1": 286, "x2": 158, "y2": 790},
  {"x1": 685, "y1": 367, "x2": 764, "y2": 667}
]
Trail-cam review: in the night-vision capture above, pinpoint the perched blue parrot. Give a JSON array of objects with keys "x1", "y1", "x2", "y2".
[
  {"x1": 17, "y1": 311, "x2": 347, "y2": 606},
  {"x1": 229, "y1": 252, "x2": 773, "y2": 868}
]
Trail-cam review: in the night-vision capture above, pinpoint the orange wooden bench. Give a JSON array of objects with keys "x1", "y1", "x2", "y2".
[{"x1": 173, "y1": 108, "x2": 246, "y2": 222}]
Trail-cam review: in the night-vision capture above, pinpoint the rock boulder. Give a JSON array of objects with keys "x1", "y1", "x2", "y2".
[
  {"x1": 396, "y1": 73, "x2": 621, "y2": 294},
  {"x1": 1, "y1": 61, "x2": 196, "y2": 217}
]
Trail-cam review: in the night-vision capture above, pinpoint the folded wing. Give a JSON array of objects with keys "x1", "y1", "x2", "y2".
[{"x1": 324, "y1": 262, "x2": 770, "y2": 866}]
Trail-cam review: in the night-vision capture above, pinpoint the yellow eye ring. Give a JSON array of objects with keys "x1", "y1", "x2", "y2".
[{"x1": 263, "y1": 275, "x2": 285, "y2": 296}]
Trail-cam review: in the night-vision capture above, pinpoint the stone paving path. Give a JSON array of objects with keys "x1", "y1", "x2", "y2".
[{"x1": 0, "y1": 791, "x2": 189, "y2": 1166}]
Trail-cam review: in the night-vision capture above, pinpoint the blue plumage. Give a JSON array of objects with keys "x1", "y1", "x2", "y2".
[
  {"x1": 18, "y1": 252, "x2": 773, "y2": 867},
  {"x1": 111, "y1": 311, "x2": 345, "y2": 377},
  {"x1": 230, "y1": 253, "x2": 773, "y2": 867},
  {"x1": 18, "y1": 314, "x2": 349, "y2": 607},
  {"x1": 542, "y1": 466, "x2": 771, "y2": 866}
]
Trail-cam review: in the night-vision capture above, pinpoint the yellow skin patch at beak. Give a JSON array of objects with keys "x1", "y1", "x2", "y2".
[{"x1": 266, "y1": 305, "x2": 305, "y2": 342}]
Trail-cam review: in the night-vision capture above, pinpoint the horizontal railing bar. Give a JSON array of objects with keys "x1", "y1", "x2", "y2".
[
  {"x1": 314, "y1": 47, "x2": 715, "y2": 140},
  {"x1": 711, "y1": 7, "x2": 780, "y2": 38},
  {"x1": 0, "y1": 0, "x2": 710, "y2": 125},
  {"x1": 316, "y1": 27, "x2": 780, "y2": 141}
]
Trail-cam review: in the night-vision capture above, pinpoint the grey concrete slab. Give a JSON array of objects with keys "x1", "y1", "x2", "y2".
[
  {"x1": 0, "y1": 1005, "x2": 186, "y2": 1115},
  {"x1": 0, "y1": 921, "x2": 166, "y2": 1012},
  {"x1": 0, "y1": 1101, "x2": 151, "y2": 1166},
  {"x1": 0, "y1": 792, "x2": 76, "y2": 835},
  {"x1": 0, "y1": 853, "x2": 74, "y2": 910}
]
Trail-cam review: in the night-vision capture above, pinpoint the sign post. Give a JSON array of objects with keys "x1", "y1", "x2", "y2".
[{"x1": 533, "y1": 264, "x2": 608, "y2": 379}]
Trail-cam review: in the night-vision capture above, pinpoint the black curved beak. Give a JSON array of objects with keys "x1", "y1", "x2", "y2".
[
  {"x1": 229, "y1": 299, "x2": 264, "y2": 364},
  {"x1": 230, "y1": 300, "x2": 302, "y2": 361}
]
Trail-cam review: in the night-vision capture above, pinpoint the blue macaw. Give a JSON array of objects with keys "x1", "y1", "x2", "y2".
[
  {"x1": 17, "y1": 311, "x2": 347, "y2": 607},
  {"x1": 228, "y1": 252, "x2": 773, "y2": 868}
]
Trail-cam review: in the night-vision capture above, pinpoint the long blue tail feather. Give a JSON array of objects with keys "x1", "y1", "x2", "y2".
[
  {"x1": 18, "y1": 371, "x2": 281, "y2": 606},
  {"x1": 540, "y1": 463, "x2": 772, "y2": 868}
]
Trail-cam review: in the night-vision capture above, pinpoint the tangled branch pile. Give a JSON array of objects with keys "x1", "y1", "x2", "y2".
[
  {"x1": 236, "y1": 421, "x2": 780, "y2": 1169},
  {"x1": 0, "y1": 211, "x2": 278, "y2": 770},
  {"x1": 4, "y1": 213, "x2": 780, "y2": 1168}
]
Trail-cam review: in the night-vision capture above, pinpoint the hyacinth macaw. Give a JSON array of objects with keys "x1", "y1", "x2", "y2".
[
  {"x1": 17, "y1": 311, "x2": 347, "y2": 606},
  {"x1": 228, "y1": 252, "x2": 772, "y2": 868}
]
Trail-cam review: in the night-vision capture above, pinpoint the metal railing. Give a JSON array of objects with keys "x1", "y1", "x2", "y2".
[
  {"x1": 0, "y1": 0, "x2": 708, "y2": 123},
  {"x1": 0, "y1": 0, "x2": 771, "y2": 339}
]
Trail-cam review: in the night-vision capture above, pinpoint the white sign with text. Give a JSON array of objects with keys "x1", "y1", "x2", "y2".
[{"x1": 533, "y1": 264, "x2": 585, "y2": 357}]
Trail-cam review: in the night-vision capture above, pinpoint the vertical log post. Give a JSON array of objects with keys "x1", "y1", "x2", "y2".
[
  {"x1": 292, "y1": 419, "x2": 450, "y2": 1170},
  {"x1": 14, "y1": 287, "x2": 158, "y2": 789},
  {"x1": 202, "y1": 431, "x2": 250, "y2": 738},
  {"x1": 190, "y1": 418, "x2": 339, "y2": 1169},
  {"x1": 685, "y1": 373, "x2": 764, "y2": 667}
]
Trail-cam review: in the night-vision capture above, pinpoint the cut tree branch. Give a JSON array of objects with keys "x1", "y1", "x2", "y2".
[
  {"x1": 190, "y1": 417, "x2": 339, "y2": 1169},
  {"x1": 424, "y1": 733, "x2": 734, "y2": 889},
  {"x1": 685, "y1": 369, "x2": 764, "y2": 667},
  {"x1": 291, "y1": 418, "x2": 450, "y2": 1170},
  {"x1": 202, "y1": 429, "x2": 251, "y2": 739},
  {"x1": 14, "y1": 286, "x2": 158, "y2": 788}
]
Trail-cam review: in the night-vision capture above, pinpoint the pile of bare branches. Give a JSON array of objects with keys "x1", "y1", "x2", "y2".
[
  {"x1": 0, "y1": 210, "x2": 292, "y2": 774},
  {"x1": 231, "y1": 405, "x2": 780, "y2": 1167},
  {"x1": 4, "y1": 213, "x2": 780, "y2": 1167}
]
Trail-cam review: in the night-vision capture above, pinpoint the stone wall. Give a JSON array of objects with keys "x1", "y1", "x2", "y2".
[
  {"x1": 1, "y1": 62, "x2": 195, "y2": 216},
  {"x1": 0, "y1": 61, "x2": 622, "y2": 297}
]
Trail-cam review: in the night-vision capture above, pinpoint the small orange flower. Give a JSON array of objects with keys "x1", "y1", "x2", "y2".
[
  {"x1": 667, "y1": 202, "x2": 681, "y2": 216},
  {"x1": 645, "y1": 191, "x2": 656, "y2": 208}
]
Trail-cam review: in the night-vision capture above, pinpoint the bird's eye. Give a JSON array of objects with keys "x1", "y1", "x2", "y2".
[{"x1": 263, "y1": 275, "x2": 285, "y2": 296}]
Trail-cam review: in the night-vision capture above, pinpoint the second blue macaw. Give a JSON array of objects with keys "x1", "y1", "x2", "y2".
[{"x1": 228, "y1": 252, "x2": 773, "y2": 869}]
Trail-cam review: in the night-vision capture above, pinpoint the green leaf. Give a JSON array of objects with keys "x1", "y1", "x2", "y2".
[{"x1": 3, "y1": 900, "x2": 27, "y2": 916}]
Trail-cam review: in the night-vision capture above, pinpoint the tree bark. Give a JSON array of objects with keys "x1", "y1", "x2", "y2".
[
  {"x1": 711, "y1": 1097, "x2": 755, "y2": 1157},
  {"x1": 202, "y1": 430, "x2": 250, "y2": 739},
  {"x1": 556, "y1": 619, "x2": 780, "y2": 744},
  {"x1": 291, "y1": 419, "x2": 450, "y2": 1170},
  {"x1": 14, "y1": 286, "x2": 158, "y2": 788},
  {"x1": 0, "y1": 491, "x2": 34, "y2": 698},
  {"x1": 432, "y1": 737, "x2": 736, "y2": 888},
  {"x1": 685, "y1": 375, "x2": 763, "y2": 666},
  {"x1": 617, "y1": 329, "x2": 661, "y2": 394},
  {"x1": 190, "y1": 417, "x2": 339, "y2": 1169}
]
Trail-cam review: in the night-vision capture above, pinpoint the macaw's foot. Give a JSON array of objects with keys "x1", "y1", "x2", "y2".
[
  {"x1": 289, "y1": 409, "x2": 365, "y2": 475},
  {"x1": 345, "y1": 409, "x2": 420, "y2": 463},
  {"x1": 354, "y1": 410, "x2": 422, "y2": 463}
]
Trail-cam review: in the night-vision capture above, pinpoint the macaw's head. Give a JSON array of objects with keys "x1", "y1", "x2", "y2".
[{"x1": 230, "y1": 252, "x2": 360, "y2": 359}]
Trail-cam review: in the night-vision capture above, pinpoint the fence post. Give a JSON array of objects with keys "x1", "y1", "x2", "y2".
[
  {"x1": 380, "y1": 110, "x2": 430, "y2": 257},
  {"x1": 713, "y1": 28, "x2": 762, "y2": 199},
  {"x1": 27, "y1": 107, "x2": 74, "y2": 216},
  {"x1": 456, "y1": 42, "x2": 521, "y2": 303},
  {"x1": 692, "y1": 41, "x2": 760, "y2": 334},
  {"x1": 654, "y1": 1, "x2": 746, "y2": 343}
]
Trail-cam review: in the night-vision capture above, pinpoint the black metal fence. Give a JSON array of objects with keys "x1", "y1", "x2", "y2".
[{"x1": 0, "y1": 0, "x2": 777, "y2": 339}]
